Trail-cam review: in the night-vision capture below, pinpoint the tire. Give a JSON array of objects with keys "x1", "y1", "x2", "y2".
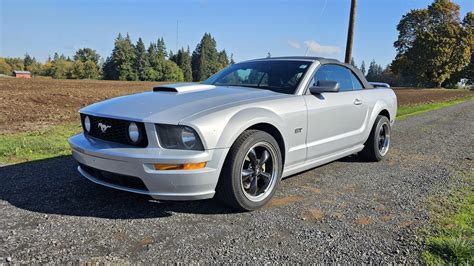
[
  {"x1": 216, "y1": 130, "x2": 283, "y2": 211},
  {"x1": 360, "y1": 115, "x2": 391, "y2": 162}
]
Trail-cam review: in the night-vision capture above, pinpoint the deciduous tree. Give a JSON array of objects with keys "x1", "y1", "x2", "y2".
[
  {"x1": 392, "y1": 0, "x2": 471, "y2": 87},
  {"x1": 74, "y1": 48, "x2": 100, "y2": 64},
  {"x1": 0, "y1": 58, "x2": 12, "y2": 74}
]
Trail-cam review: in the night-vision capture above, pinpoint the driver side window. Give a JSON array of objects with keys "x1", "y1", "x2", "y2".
[{"x1": 311, "y1": 65, "x2": 354, "y2": 92}]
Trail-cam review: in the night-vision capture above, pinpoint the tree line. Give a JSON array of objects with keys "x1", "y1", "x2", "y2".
[
  {"x1": 0, "y1": 32, "x2": 233, "y2": 82},
  {"x1": 0, "y1": 0, "x2": 472, "y2": 87}
]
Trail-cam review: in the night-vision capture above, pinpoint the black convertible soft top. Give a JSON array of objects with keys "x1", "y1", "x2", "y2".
[{"x1": 247, "y1": 56, "x2": 373, "y2": 89}]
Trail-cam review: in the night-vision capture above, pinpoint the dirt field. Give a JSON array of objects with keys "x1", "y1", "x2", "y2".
[{"x1": 0, "y1": 77, "x2": 472, "y2": 133}]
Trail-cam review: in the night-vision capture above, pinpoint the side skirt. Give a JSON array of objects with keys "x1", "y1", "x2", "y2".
[{"x1": 282, "y1": 144, "x2": 364, "y2": 178}]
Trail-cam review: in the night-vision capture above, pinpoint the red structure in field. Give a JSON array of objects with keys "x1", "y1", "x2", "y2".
[{"x1": 13, "y1": 70, "x2": 31, "y2": 78}]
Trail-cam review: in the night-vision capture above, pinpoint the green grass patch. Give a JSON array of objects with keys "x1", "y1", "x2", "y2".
[
  {"x1": 0, "y1": 123, "x2": 81, "y2": 164},
  {"x1": 422, "y1": 170, "x2": 474, "y2": 265},
  {"x1": 397, "y1": 97, "x2": 473, "y2": 119}
]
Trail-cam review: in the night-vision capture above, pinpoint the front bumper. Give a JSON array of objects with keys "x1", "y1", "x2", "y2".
[{"x1": 69, "y1": 133, "x2": 228, "y2": 200}]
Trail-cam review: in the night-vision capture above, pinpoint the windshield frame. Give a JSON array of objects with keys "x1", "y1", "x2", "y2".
[{"x1": 202, "y1": 59, "x2": 314, "y2": 95}]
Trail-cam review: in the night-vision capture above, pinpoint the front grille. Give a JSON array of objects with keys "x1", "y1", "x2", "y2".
[
  {"x1": 81, "y1": 114, "x2": 148, "y2": 147},
  {"x1": 79, "y1": 163, "x2": 149, "y2": 192}
]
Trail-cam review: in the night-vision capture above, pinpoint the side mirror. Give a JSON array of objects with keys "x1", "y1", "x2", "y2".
[{"x1": 309, "y1": 80, "x2": 340, "y2": 94}]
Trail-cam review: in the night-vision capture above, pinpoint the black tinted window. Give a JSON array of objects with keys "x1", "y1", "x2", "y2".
[
  {"x1": 203, "y1": 60, "x2": 310, "y2": 94},
  {"x1": 311, "y1": 65, "x2": 353, "y2": 92},
  {"x1": 350, "y1": 72, "x2": 364, "y2": 90}
]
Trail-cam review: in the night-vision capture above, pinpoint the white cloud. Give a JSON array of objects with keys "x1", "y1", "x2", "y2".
[
  {"x1": 304, "y1": 40, "x2": 340, "y2": 54},
  {"x1": 287, "y1": 40, "x2": 301, "y2": 49}
]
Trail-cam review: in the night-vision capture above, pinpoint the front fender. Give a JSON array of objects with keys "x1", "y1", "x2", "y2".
[
  {"x1": 181, "y1": 106, "x2": 286, "y2": 150},
  {"x1": 215, "y1": 107, "x2": 286, "y2": 150}
]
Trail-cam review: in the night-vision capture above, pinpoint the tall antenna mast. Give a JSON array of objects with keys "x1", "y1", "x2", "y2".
[{"x1": 176, "y1": 20, "x2": 179, "y2": 52}]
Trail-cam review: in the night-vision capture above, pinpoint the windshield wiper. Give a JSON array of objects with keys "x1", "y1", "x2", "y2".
[{"x1": 220, "y1": 84, "x2": 261, "y2": 89}]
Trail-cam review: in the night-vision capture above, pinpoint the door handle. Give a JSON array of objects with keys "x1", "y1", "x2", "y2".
[{"x1": 354, "y1": 98, "x2": 362, "y2": 105}]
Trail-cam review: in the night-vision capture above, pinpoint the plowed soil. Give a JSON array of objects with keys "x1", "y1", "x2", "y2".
[{"x1": 0, "y1": 77, "x2": 472, "y2": 133}]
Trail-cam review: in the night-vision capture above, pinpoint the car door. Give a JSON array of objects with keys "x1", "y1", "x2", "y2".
[{"x1": 303, "y1": 64, "x2": 369, "y2": 160}]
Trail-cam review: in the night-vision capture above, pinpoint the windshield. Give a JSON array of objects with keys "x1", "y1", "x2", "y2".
[{"x1": 202, "y1": 60, "x2": 311, "y2": 94}]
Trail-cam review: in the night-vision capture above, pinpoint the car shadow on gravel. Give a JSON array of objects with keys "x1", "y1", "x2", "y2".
[{"x1": 0, "y1": 156, "x2": 237, "y2": 219}]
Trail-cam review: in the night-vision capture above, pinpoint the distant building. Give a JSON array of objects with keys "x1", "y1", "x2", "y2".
[{"x1": 13, "y1": 70, "x2": 31, "y2": 78}]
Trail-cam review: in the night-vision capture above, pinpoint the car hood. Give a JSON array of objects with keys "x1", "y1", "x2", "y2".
[{"x1": 80, "y1": 84, "x2": 283, "y2": 124}]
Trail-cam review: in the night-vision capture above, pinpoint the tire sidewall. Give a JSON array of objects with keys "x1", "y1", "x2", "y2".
[
  {"x1": 230, "y1": 131, "x2": 282, "y2": 210},
  {"x1": 372, "y1": 116, "x2": 391, "y2": 161}
]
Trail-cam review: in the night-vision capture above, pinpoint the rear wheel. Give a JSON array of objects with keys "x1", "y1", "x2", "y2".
[
  {"x1": 360, "y1": 115, "x2": 391, "y2": 162},
  {"x1": 216, "y1": 130, "x2": 282, "y2": 211}
]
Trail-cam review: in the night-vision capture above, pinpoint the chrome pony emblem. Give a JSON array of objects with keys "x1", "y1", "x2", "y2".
[{"x1": 97, "y1": 122, "x2": 111, "y2": 133}]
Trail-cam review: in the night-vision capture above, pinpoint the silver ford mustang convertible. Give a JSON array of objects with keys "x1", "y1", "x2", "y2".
[{"x1": 69, "y1": 56, "x2": 397, "y2": 210}]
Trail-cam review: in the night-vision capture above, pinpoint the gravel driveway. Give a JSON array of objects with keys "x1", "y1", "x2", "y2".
[{"x1": 1, "y1": 100, "x2": 473, "y2": 264}]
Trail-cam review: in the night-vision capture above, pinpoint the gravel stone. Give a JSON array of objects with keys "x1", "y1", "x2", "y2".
[{"x1": 0, "y1": 100, "x2": 472, "y2": 263}]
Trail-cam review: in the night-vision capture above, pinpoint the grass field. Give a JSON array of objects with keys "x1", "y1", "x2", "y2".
[{"x1": 422, "y1": 170, "x2": 474, "y2": 264}]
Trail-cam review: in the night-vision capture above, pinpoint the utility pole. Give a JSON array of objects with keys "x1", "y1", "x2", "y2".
[{"x1": 345, "y1": 0, "x2": 356, "y2": 64}]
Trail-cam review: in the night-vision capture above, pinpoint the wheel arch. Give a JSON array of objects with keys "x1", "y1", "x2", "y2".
[
  {"x1": 246, "y1": 123, "x2": 286, "y2": 165},
  {"x1": 212, "y1": 107, "x2": 288, "y2": 172},
  {"x1": 378, "y1": 109, "x2": 390, "y2": 121}
]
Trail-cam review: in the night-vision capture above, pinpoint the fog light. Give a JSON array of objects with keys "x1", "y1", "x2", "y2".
[
  {"x1": 154, "y1": 162, "x2": 206, "y2": 170},
  {"x1": 128, "y1": 122, "x2": 140, "y2": 143},
  {"x1": 84, "y1": 116, "x2": 91, "y2": 133}
]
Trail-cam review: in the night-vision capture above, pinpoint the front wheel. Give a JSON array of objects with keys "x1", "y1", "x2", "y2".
[
  {"x1": 216, "y1": 130, "x2": 283, "y2": 211},
  {"x1": 360, "y1": 115, "x2": 391, "y2": 162}
]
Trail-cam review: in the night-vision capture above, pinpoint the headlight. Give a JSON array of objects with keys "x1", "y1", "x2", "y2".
[
  {"x1": 156, "y1": 124, "x2": 204, "y2": 150},
  {"x1": 128, "y1": 122, "x2": 141, "y2": 144},
  {"x1": 83, "y1": 115, "x2": 91, "y2": 133}
]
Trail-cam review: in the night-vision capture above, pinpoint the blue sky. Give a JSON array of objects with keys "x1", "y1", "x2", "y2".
[{"x1": 1, "y1": 0, "x2": 472, "y2": 67}]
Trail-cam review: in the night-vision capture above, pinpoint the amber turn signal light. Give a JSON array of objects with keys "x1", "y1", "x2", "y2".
[{"x1": 154, "y1": 162, "x2": 206, "y2": 170}]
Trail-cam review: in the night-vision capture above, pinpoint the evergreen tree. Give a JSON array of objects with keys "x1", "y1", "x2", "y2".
[
  {"x1": 147, "y1": 42, "x2": 160, "y2": 69},
  {"x1": 134, "y1": 37, "x2": 149, "y2": 80},
  {"x1": 360, "y1": 60, "x2": 366, "y2": 75},
  {"x1": 230, "y1": 53, "x2": 235, "y2": 65},
  {"x1": 23, "y1": 53, "x2": 35, "y2": 69},
  {"x1": 102, "y1": 33, "x2": 137, "y2": 80},
  {"x1": 350, "y1": 57, "x2": 357, "y2": 68},
  {"x1": 174, "y1": 47, "x2": 192, "y2": 82},
  {"x1": 366, "y1": 60, "x2": 384, "y2": 81},
  {"x1": 192, "y1": 33, "x2": 220, "y2": 81},
  {"x1": 218, "y1": 49, "x2": 229, "y2": 69},
  {"x1": 169, "y1": 50, "x2": 176, "y2": 62},
  {"x1": 157, "y1": 38, "x2": 167, "y2": 60},
  {"x1": 267, "y1": 52, "x2": 271, "y2": 58}
]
